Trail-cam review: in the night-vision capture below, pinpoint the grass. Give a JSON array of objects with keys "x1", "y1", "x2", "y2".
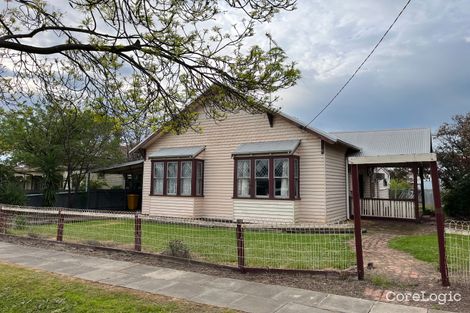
[
  {"x1": 0, "y1": 262, "x2": 234, "y2": 313},
  {"x1": 389, "y1": 234, "x2": 470, "y2": 272},
  {"x1": 7, "y1": 217, "x2": 356, "y2": 270},
  {"x1": 370, "y1": 274, "x2": 397, "y2": 289}
]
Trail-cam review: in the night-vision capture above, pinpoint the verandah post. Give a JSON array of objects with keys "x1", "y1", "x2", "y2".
[
  {"x1": 134, "y1": 213, "x2": 142, "y2": 252},
  {"x1": 236, "y1": 219, "x2": 245, "y2": 273},
  {"x1": 56, "y1": 209, "x2": 64, "y2": 242},
  {"x1": 412, "y1": 165, "x2": 420, "y2": 221},
  {"x1": 419, "y1": 166, "x2": 426, "y2": 212},
  {"x1": 430, "y1": 161, "x2": 450, "y2": 286},
  {"x1": 351, "y1": 164, "x2": 364, "y2": 280}
]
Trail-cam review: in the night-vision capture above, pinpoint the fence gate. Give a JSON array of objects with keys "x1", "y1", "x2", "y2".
[{"x1": 445, "y1": 220, "x2": 470, "y2": 286}]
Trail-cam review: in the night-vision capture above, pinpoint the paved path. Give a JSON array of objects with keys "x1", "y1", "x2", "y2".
[
  {"x1": 0, "y1": 241, "x2": 450, "y2": 313},
  {"x1": 361, "y1": 227, "x2": 439, "y2": 284}
]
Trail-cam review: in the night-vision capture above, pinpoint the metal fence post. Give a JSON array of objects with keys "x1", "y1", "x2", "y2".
[
  {"x1": 236, "y1": 219, "x2": 245, "y2": 273},
  {"x1": 56, "y1": 209, "x2": 64, "y2": 242},
  {"x1": 134, "y1": 213, "x2": 142, "y2": 252}
]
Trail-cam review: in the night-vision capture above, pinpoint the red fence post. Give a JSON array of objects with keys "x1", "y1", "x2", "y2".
[
  {"x1": 56, "y1": 209, "x2": 64, "y2": 242},
  {"x1": 351, "y1": 164, "x2": 365, "y2": 280},
  {"x1": 134, "y1": 213, "x2": 142, "y2": 252},
  {"x1": 430, "y1": 161, "x2": 450, "y2": 286},
  {"x1": 236, "y1": 219, "x2": 245, "y2": 273}
]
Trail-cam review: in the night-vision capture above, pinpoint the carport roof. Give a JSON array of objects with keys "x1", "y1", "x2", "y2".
[{"x1": 332, "y1": 128, "x2": 432, "y2": 157}]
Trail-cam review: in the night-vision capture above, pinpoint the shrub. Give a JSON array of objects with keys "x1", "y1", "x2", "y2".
[
  {"x1": 14, "y1": 216, "x2": 27, "y2": 230},
  {"x1": 443, "y1": 174, "x2": 470, "y2": 218},
  {"x1": 0, "y1": 181, "x2": 26, "y2": 205},
  {"x1": 164, "y1": 240, "x2": 190, "y2": 259}
]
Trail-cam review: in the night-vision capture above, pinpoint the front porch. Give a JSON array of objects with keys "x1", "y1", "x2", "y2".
[
  {"x1": 348, "y1": 156, "x2": 438, "y2": 222},
  {"x1": 360, "y1": 197, "x2": 416, "y2": 219}
]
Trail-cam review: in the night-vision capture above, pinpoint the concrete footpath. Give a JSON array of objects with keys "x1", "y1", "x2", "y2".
[{"x1": 0, "y1": 241, "x2": 451, "y2": 313}]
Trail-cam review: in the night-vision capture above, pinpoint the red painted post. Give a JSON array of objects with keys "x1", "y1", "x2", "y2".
[
  {"x1": 430, "y1": 161, "x2": 450, "y2": 286},
  {"x1": 351, "y1": 164, "x2": 364, "y2": 280},
  {"x1": 56, "y1": 209, "x2": 64, "y2": 242},
  {"x1": 134, "y1": 213, "x2": 142, "y2": 252},
  {"x1": 412, "y1": 165, "x2": 420, "y2": 221},
  {"x1": 236, "y1": 219, "x2": 246, "y2": 273}
]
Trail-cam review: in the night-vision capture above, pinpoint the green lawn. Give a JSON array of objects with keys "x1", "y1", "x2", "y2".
[
  {"x1": 0, "y1": 262, "x2": 234, "y2": 313},
  {"x1": 389, "y1": 234, "x2": 470, "y2": 272},
  {"x1": 7, "y1": 217, "x2": 355, "y2": 270}
]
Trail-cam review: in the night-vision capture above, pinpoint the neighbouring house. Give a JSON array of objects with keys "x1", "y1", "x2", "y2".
[
  {"x1": 13, "y1": 164, "x2": 126, "y2": 193},
  {"x1": 130, "y1": 104, "x2": 438, "y2": 223}
]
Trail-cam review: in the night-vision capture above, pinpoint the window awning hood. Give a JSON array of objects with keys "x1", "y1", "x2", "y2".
[
  {"x1": 232, "y1": 140, "x2": 301, "y2": 156},
  {"x1": 148, "y1": 146, "x2": 205, "y2": 159}
]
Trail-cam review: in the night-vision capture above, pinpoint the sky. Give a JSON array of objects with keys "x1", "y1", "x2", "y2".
[
  {"x1": 1, "y1": 0, "x2": 469, "y2": 134},
  {"x1": 244, "y1": 0, "x2": 470, "y2": 132}
]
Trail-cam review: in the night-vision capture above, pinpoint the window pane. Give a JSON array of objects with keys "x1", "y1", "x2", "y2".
[
  {"x1": 237, "y1": 160, "x2": 251, "y2": 178},
  {"x1": 274, "y1": 158, "x2": 289, "y2": 197},
  {"x1": 181, "y1": 161, "x2": 192, "y2": 178},
  {"x1": 180, "y1": 161, "x2": 192, "y2": 195},
  {"x1": 237, "y1": 160, "x2": 250, "y2": 197},
  {"x1": 167, "y1": 162, "x2": 177, "y2": 178},
  {"x1": 255, "y1": 159, "x2": 268, "y2": 178},
  {"x1": 255, "y1": 159, "x2": 269, "y2": 197},
  {"x1": 196, "y1": 161, "x2": 203, "y2": 196},
  {"x1": 153, "y1": 178, "x2": 163, "y2": 195},
  {"x1": 167, "y1": 162, "x2": 177, "y2": 195},
  {"x1": 153, "y1": 162, "x2": 165, "y2": 195},
  {"x1": 154, "y1": 162, "x2": 164, "y2": 177},
  {"x1": 181, "y1": 178, "x2": 191, "y2": 195}
]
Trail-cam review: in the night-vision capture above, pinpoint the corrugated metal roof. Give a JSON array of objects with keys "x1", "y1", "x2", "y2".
[
  {"x1": 332, "y1": 128, "x2": 432, "y2": 157},
  {"x1": 149, "y1": 146, "x2": 205, "y2": 159},
  {"x1": 233, "y1": 140, "x2": 301, "y2": 156},
  {"x1": 93, "y1": 159, "x2": 144, "y2": 174}
]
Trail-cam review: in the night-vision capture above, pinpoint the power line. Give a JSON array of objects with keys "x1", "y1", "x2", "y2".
[{"x1": 303, "y1": 0, "x2": 412, "y2": 128}]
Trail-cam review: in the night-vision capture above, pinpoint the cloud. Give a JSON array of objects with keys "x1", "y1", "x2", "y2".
[
  {"x1": 1, "y1": 0, "x2": 469, "y2": 132},
  {"x1": 252, "y1": 0, "x2": 470, "y2": 131}
]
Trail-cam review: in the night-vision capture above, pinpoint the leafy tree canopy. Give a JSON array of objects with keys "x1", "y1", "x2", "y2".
[
  {"x1": 435, "y1": 112, "x2": 470, "y2": 217},
  {"x1": 0, "y1": 0, "x2": 300, "y2": 130},
  {"x1": 435, "y1": 112, "x2": 470, "y2": 189},
  {"x1": 0, "y1": 102, "x2": 124, "y2": 205}
]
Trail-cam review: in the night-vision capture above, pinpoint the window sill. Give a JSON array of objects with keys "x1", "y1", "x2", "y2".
[
  {"x1": 149, "y1": 194, "x2": 204, "y2": 198},
  {"x1": 232, "y1": 197, "x2": 300, "y2": 201}
]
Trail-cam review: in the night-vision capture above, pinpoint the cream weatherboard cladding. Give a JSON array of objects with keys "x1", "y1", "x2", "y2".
[
  {"x1": 325, "y1": 144, "x2": 348, "y2": 222},
  {"x1": 233, "y1": 199, "x2": 296, "y2": 222},
  {"x1": 142, "y1": 107, "x2": 348, "y2": 223}
]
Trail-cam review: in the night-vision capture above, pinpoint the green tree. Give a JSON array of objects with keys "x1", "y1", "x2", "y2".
[
  {"x1": 435, "y1": 113, "x2": 470, "y2": 189},
  {"x1": 436, "y1": 113, "x2": 470, "y2": 217},
  {"x1": 0, "y1": 0, "x2": 300, "y2": 130},
  {"x1": 0, "y1": 103, "x2": 124, "y2": 206},
  {"x1": 0, "y1": 162, "x2": 26, "y2": 205},
  {"x1": 389, "y1": 178, "x2": 411, "y2": 199}
]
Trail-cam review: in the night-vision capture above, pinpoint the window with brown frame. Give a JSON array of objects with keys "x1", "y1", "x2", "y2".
[
  {"x1": 233, "y1": 156, "x2": 300, "y2": 200},
  {"x1": 151, "y1": 159, "x2": 204, "y2": 197}
]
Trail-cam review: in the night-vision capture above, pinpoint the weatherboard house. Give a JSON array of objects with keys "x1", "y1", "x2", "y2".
[{"x1": 130, "y1": 104, "x2": 437, "y2": 223}]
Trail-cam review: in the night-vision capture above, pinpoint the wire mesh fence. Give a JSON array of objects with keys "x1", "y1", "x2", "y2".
[
  {"x1": 445, "y1": 220, "x2": 470, "y2": 285},
  {"x1": 0, "y1": 204, "x2": 356, "y2": 272}
]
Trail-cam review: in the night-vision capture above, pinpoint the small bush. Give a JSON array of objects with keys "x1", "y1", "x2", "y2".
[
  {"x1": 164, "y1": 240, "x2": 190, "y2": 259},
  {"x1": 370, "y1": 274, "x2": 394, "y2": 288},
  {"x1": 443, "y1": 174, "x2": 470, "y2": 218},
  {"x1": 0, "y1": 181, "x2": 26, "y2": 205},
  {"x1": 14, "y1": 216, "x2": 27, "y2": 230}
]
